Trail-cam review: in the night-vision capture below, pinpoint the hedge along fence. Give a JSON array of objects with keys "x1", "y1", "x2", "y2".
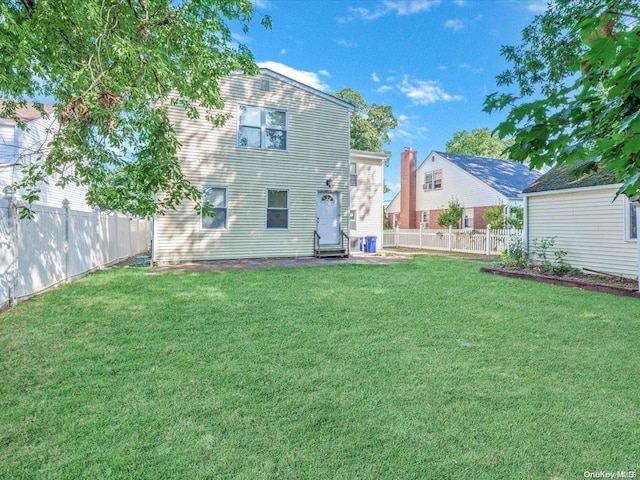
[
  {"x1": 383, "y1": 226, "x2": 522, "y2": 256},
  {"x1": 0, "y1": 192, "x2": 151, "y2": 309}
]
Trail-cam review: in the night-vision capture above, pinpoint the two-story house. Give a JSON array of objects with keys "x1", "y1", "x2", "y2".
[{"x1": 152, "y1": 68, "x2": 357, "y2": 263}]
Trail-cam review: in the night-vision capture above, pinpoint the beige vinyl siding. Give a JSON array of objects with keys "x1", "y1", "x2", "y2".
[
  {"x1": 155, "y1": 72, "x2": 351, "y2": 262},
  {"x1": 349, "y1": 151, "x2": 385, "y2": 242},
  {"x1": 415, "y1": 152, "x2": 507, "y2": 213},
  {"x1": 526, "y1": 186, "x2": 638, "y2": 278}
]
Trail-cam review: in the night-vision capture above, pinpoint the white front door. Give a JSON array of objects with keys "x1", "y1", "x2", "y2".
[{"x1": 316, "y1": 192, "x2": 340, "y2": 245}]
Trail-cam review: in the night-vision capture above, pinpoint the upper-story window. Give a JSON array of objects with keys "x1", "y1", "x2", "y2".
[
  {"x1": 238, "y1": 105, "x2": 287, "y2": 150},
  {"x1": 349, "y1": 163, "x2": 358, "y2": 186},
  {"x1": 423, "y1": 169, "x2": 442, "y2": 191}
]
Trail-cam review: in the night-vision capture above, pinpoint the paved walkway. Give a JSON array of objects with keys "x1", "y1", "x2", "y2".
[{"x1": 151, "y1": 252, "x2": 409, "y2": 274}]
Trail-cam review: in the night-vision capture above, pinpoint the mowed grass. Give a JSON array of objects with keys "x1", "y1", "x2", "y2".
[{"x1": 1, "y1": 255, "x2": 639, "y2": 479}]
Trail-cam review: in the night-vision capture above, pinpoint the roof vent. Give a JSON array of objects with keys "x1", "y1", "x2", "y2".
[{"x1": 260, "y1": 79, "x2": 271, "y2": 91}]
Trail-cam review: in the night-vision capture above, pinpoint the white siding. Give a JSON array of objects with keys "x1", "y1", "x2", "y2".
[
  {"x1": 526, "y1": 186, "x2": 638, "y2": 279},
  {"x1": 155, "y1": 72, "x2": 352, "y2": 262},
  {"x1": 0, "y1": 116, "x2": 91, "y2": 211},
  {"x1": 415, "y1": 152, "x2": 507, "y2": 212},
  {"x1": 386, "y1": 192, "x2": 400, "y2": 214},
  {"x1": 349, "y1": 150, "x2": 385, "y2": 243}
]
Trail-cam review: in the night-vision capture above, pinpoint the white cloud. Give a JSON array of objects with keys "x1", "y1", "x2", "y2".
[
  {"x1": 399, "y1": 75, "x2": 464, "y2": 105},
  {"x1": 280, "y1": 48, "x2": 286, "y2": 55},
  {"x1": 458, "y1": 63, "x2": 483, "y2": 74},
  {"x1": 319, "y1": 69, "x2": 331, "y2": 77},
  {"x1": 527, "y1": 1, "x2": 549, "y2": 13},
  {"x1": 257, "y1": 61, "x2": 331, "y2": 92},
  {"x1": 343, "y1": 0, "x2": 441, "y2": 21},
  {"x1": 334, "y1": 38, "x2": 358, "y2": 48},
  {"x1": 371, "y1": 72, "x2": 380, "y2": 82},
  {"x1": 444, "y1": 18, "x2": 464, "y2": 31},
  {"x1": 385, "y1": 0, "x2": 441, "y2": 15},
  {"x1": 252, "y1": 0, "x2": 272, "y2": 9},
  {"x1": 453, "y1": 0, "x2": 466, "y2": 5},
  {"x1": 376, "y1": 85, "x2": 393, "y2": 93},
  {"x1": 438, "y1": 65, "x2": 447, "y2": 71},
  {"x1": 392, "y1": 114, "x2": 429, "y2": 142}
]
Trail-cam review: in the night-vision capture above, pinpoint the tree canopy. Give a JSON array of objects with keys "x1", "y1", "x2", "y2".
[
  {"x1": 333, "y1": 87, "x2": 397, "y2": 163},
  {"x1": 0, "y1": 0, "x2": 270, "y2": 215},
  {"x1": 445, "y1": 128, "x2": 514, "y2": 159},
  {"x1": 484, "y1": 0, "x2": 640, "y2": 197}
]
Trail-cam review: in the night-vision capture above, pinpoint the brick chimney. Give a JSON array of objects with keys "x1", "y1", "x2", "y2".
[{"x1": 399, "y1": 147, "x2": 417, "y2": 229}]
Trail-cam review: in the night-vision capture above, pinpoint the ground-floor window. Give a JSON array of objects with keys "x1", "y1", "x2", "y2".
[
  {"x1": 626, "y1": 198, "x2": 637, "y2": 240},
  {"x1": 201, "y1": 186, "x2": 227, "y2": 230},
  {"x1": 349, "y1": 209, "x2": 357, "y2": 231},
  {"x1": 267, "y1": 189, "x2": 289, "y2": 229}
]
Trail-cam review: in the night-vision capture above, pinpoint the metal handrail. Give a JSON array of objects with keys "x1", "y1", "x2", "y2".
[{"x1": 340, "y1": 229, "x2": 349, "y2": 255}]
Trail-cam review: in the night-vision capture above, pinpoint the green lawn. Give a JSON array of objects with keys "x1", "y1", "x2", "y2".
[{"x1": 1, "y1": 256, "x2": 639, "y2": 479}]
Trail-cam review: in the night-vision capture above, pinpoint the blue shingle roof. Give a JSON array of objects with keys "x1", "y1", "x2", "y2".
[{"x1": 435, "y1": 151, "x2": 542, "y2": 199}]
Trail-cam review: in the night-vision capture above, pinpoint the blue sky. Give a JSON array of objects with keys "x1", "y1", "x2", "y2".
[{"x1": 238, "y1": 0, "x2": 548, "y2": 200}]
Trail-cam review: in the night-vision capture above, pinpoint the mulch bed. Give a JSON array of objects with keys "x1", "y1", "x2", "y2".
[{"x1": 481, "y1": 266, "x2": 640, "y2": 298}]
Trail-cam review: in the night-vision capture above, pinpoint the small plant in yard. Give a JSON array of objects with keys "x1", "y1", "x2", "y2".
[
  {"x1": 552, "y1": 249, "x2": 573, "y2": 275},
  {"x1": 532, "y1": 236, "x2": 556, "y2": 271},
  {"x1": 437, "y1": 199, "x2": 464, "y2": 228},
  {"x1": 483, "y1": 203, "x2": 505, "y2": 230},
  {"x1": 500, "y1": 235, "x2": 530, "y2": 268}
]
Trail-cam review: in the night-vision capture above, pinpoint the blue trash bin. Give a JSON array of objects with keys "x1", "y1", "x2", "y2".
[{"x1": 366, "y1": 236, "x2": 377, "y2": 253}]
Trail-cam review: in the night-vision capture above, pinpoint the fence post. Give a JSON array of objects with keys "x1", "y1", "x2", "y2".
[
  {"x1": 3, "y1": 186, "x2": 18, "y2": 305},
  {"x1": 486, "y1": 224, "x2": 491, "y2": 255},
  {"x1": 62, "y1": 199, "x2": 70, "y2": 282},
  {"x1": 394, "y1": 225, "x2": 398, "y2": 248},
  {"x1": 114, "y1": 211, "x2": 119, "y2": 261},
  {"x1": 419, "y1": 223, "x2": 423, "y2": 249},
  {"x1": 448, "y1": 225, "x2": 453, "y2": 252}
]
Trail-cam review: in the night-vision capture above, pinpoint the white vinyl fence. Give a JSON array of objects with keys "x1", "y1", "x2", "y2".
[
  {"x1": 383, "y1": 226, "x2": 522, "y2": 256},
  {"x1": 1, "y1": 196, "x2": 151, "y2": 309}
]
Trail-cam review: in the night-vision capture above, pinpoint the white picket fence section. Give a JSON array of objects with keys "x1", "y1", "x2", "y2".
[
  {"x1": 0, "y1": 196, "x2": 151, "y2": 309},
  {"x1": 383, "y1": 227, "x2": 522, "y2": 256}
]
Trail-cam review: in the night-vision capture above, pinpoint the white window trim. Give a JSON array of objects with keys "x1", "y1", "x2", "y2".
[
  {"x1": 624, "y1": 197, "x2": 638, "y2": 241},
  {"x1": 349, "y1": 209, "x2": 357, "y2": 231},
  {"x1": 201, "y1": 185, "x2": 229, "y2": 231},
  {"x1": 266, "y1": 188, "x2": 289, "y2": 230},
  {"x1": 421, "y1": 211, "x2": 429, "y2": 229},
  {"x1": 349, "y1": 163, "x2": 358, "y2": 187},
  {"x1": 423, "y1": 169, "x2": 442, "y2": 191},
  {"x1": 237, "y1": 105, "x2": 288, "y2": 151}
]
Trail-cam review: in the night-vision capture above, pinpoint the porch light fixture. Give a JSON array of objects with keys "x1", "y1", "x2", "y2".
[{"x1": 326, "y1": 179, "x2": 333, "y2": 187}]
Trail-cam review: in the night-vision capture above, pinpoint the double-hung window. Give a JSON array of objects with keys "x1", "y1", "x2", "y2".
[
  {"x1": 238, "y1": 105, "x2": 287, "y2": 150},
  {"x1": 349, "y1": 163, "x2": 358, "y2": 186},
  {"x1": 421, "y1": 211, "x2": 429, "y2": 229},
  {"x1": 349, "y1": 209, "x2": 357, "y2": 231},
  {"x1": 267, "y1": 189, "x2": 288, "y2": 229},
  {"x1": 201, "y1": 186, "x2": 228, "y2": 230},
  {"x1": 424, "y1": 169, "x2": 442, "y2": 190},
  {"x1": 463, "y1": 208, "x2": 474, "y2": 229},
  {"x1": 626, "y1": 198, "x2": 637, "y2": 241}
]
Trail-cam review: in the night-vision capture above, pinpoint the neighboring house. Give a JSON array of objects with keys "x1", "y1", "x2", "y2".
[
  {"x1": 349, "y1": 149, "x2": 387, "y2": 250},
  {"x1": 522, "y1": 165, "x2": 639, "y2": 280},
  {"x1": 385, "y1": 192, "x2": 400, "y2": 228},
  {"x1": 0, "y1": 102, "x2": 90, "y2": 211},
  {"x1": 392, "y1": 148, "x2": 541, "y2": 229},
  {"x1": 153, "y1": 68, "x2": 357, "y2": 263}
]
